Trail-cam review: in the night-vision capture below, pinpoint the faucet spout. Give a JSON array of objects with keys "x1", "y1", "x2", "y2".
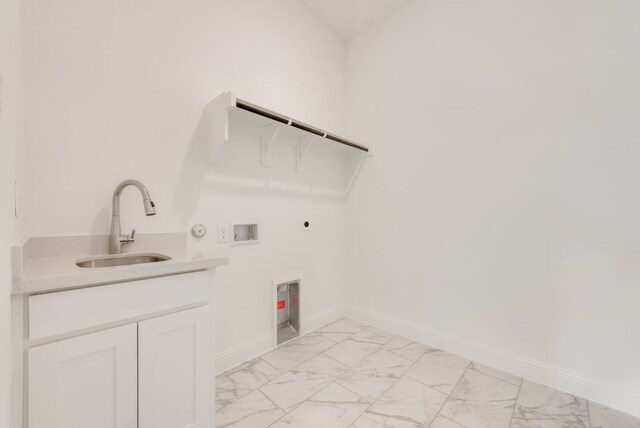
[{"x1": 109, "y1": 179, "x2": 156, "y2": 254}]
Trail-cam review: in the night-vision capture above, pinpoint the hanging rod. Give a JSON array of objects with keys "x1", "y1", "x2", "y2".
[{"x1": 235, "y1": 98, "x2": 369, "y2": 153}]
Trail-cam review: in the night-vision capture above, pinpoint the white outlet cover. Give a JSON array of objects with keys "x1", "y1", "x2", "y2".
[
  {"x1": 217, "y1": 225, "x2": 229, "y2": 243},
  {"x1": 302, "y1": 218, "x2": 311, "y2": 231}
]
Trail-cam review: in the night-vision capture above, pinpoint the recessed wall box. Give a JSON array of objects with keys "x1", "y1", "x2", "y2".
[
  {"x1": 272, "y1": 275, "x2": 302, "y2": 346},
  {"x1": 231, "y1": 223, "x2": 259, "y2": 246}
]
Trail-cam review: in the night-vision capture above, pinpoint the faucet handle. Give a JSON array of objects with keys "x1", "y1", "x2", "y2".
[{"x1": 120, "y1": 229, "x2": 136, "y2": 244}]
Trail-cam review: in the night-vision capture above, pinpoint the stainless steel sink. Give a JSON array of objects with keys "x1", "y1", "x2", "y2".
[{"x1": 76, "y1": 253, "x2": 172, "y2": 268}]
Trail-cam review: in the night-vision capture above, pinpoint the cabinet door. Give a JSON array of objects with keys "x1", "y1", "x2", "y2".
[
  {"x1": 28, "y1": 324, "x2": 137, "y2": 428},
  {"x1": 139, "y1": 305, "x2": 211, "y2": 428}
]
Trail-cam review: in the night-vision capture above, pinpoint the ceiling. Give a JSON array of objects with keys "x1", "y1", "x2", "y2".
[{"x1": 299, "y1": 0, "x2": 413, "y2": 40}]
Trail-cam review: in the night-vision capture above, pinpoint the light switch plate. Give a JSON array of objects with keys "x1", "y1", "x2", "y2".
[{"x1": 217, "y1": 225, "x2": 229, "y2": 243}]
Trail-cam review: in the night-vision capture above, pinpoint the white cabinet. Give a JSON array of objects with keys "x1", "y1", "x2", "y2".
[
  {"x1": 28, "y1": 324, "x2": 138, "y2": 428},
  {"x1": 26, "y1": 271, "x2": 213, "y2": 428},
  {"x1": 139, "y1": 305, "x2": 211, "y2": 428}
]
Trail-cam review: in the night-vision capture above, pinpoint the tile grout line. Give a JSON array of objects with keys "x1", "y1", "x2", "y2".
[
  {"x1": 329, "y1": 331, "x2": 415, "y2": 405},
  {"x1": 262, "y1": 345, "x2": 323, "y2": 374},
  {"x1": 257, "y1": 357, "x2": 338, "y2": 415},
  {"x1": 378, "y1": 346, "x2": 434, "y2": 394},
  {"x1": 258, "y1": 384, "x2": 289, "y2": 415},
  {"x1": 348, "y1": 376, "x2": 405, "y2": 426},
  {"x1": 259, "y1": 357, "x2": 284, "y2": 375},
  {"x1": 217, "y1": 320, "x2": 422, "y2": 414},
  {"x1": 426, "y1": 362, "x2": 471, "y2": 427},
  {"x1": 260, "y1": 323, "x2": 361, "y2": 393},
  {"x1": 253, "y1": 388, "x2": 288, "y2": 426},
  {"x1": 264, "y1": 321, "x2": 374, "y2": 427},
  {"x1": 216, "y1": 389, "x2": 286, "y2": 428},
  {"x1": 216, "y1": 338, "x2": 292, "y2": 379},
  {"x1": 215, "y1": 354, "x2": 297, "y2": 413},
  {"x1": 322, "y1": 340, "x2": 386, "y2": 370},
  {"x1": 266, "y1": 384, "x2": 375, "y2": 428},
  {"x1": 468, "y1": 362, "x2": 523, "y2": 387},
  {"x1": 214, "y1": 357, "x2": 284, "y2": 413},
  {"x1": 352, "y1": 402, "x2": 374, "y2": 426},
  {"x1": 401, "y1": 353, "x2": 522, "y2": 390},
  {"x1": 341, "y1": 352, "x2": 416, "y2": 425},
  {"x1": 402, "y1": 350, "x2": 453, "y2": 392},
  {"x1": 215, "y1": 331, "x2": 305, "y2": 381},
  {"x1": 214, "y1": 389, "x2": 249, "y2": 413},
  {"x1": 367, "y1": 374, "x2": 405, "y2": 404},
  {"x1": 261, "y1": 327, "x2": 343, "y2": 372},
  {"x1": 315, "y1": 331, "x2": 341, "y2": 343},
  {"x1": 316, "y1": 321, "x2": 369, "y2": 342},
  {"x1": 264, "y1": 375, "x2": 327, "y2": 426},
  {"x1": 215, "y1": 320, "x2": 419, "y2": 425},
  {"x1": 217, "y1": 318, "x2": 360, "y2": 378},
  {"x1": 216, "y1": 320, "x2": 638, "y2": 427},
  {"x1": 322, "y1": 326, "x2": 410, "y2": 367},
  {"x1": 353, "y1": 347, "x2": 422, "y2": 406},
  {"x1": 321, "y1": 349, "x2": 359, "y2": 370},
  {"x1": 333, "y1": 374, "x2": 370, "y2": 402},
  {"x1": 262, "y1": 341, "x2": 360, "y2": 424},
  {"x1": 507, "y1": 374, "x2": 523, "y2": 427},
  {"x1": 357, "y1": 323, "x2": 613, "y2": 427}
]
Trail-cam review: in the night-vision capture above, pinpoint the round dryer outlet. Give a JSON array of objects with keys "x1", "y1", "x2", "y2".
[{"x1": 191, "y1": 224, "x2": 207, "y2": 238}]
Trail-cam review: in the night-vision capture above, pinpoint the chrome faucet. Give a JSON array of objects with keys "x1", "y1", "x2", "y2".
[{"x1": 109, "y1": 179, "x2": 156, "y2": 254}]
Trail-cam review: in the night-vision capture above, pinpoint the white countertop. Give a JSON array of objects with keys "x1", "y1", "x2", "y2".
[{"x1": 12, "y1": 233, "x2": 228, "y2": 294}]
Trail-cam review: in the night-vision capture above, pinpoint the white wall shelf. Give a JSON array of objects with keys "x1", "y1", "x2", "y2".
[{"x1": 201, "y1": 91, "x2": 371, "y2": 172}]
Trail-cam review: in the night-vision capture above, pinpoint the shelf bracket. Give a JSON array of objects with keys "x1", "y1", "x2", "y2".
[
  {"x1": 262, "y1": 123, "x2": 282, "y2": 167},
  {"x1": 202, "y1": 91, "x2": 235, "y2": 166},
  {"x1": 296, "y1": 136, "x2": 316, "y2": 173},
  {"x1": 345, "y1": 151, "x2": 369, "y2": 197}
]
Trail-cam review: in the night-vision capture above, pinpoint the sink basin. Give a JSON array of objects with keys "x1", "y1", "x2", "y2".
[{"x1": 76, "y1": 253, "x2": 172, "y2": 268}]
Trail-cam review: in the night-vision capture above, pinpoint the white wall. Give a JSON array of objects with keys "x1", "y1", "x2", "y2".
[
  {"x1": 22, "y1": 0, "x2": 348, "y2": 368},
  {"x1": 347, "y1": 0, "x2": 640, "y2": 415},
  {"x1": 21, "y1": 0, "x2": 640, "y2": 414},
  {"x1": 0, "y1": 0, "x2": 23, "y2": 422}
]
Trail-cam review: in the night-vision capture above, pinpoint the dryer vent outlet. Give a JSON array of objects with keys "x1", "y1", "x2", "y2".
[{"x1": 276, "y1": 281, "x2": 300, "y2": 345}]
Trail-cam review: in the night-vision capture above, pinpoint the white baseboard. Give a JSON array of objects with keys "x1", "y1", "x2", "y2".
[
  {"x1": 303, "y1": 305, "x2": 346, "y2": 334},
  {"x1": 346, "y1": 304, "x2": 640, "y2": 418},
  {"x1": 215, "y1": 332, "x2": 272, "y2": 375},
  {"x1": 215, "y1": 305, "x2": 345, "y2": 375}
]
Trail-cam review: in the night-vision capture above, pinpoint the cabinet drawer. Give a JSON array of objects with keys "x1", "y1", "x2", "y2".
[{"x1": 29, "y1": 271, "x2": 209, "y2": 340}]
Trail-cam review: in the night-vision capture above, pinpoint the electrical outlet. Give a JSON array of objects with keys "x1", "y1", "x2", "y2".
[
  {"x1": 301, "y1": 218, "x2": 311, "y2": 231},
  {"x1": 217, "y1": 225, "x2": 229, "y2": 243}
]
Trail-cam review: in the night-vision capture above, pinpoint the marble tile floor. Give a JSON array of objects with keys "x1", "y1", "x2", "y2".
[{"x1": 215, "y1": 318, "x2": 640, "y2": 428}]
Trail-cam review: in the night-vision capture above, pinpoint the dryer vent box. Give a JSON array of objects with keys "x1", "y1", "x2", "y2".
[{"x1": 276, "y1": 281, "x2": 300, "y2": 345}]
